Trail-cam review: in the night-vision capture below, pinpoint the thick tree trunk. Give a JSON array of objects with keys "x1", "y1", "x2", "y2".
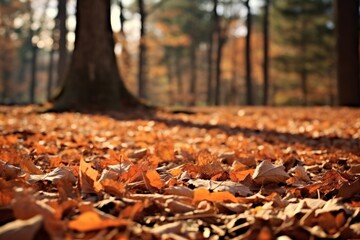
[
  {"x1": 262, "y1": 0, "x2": 269, "y2": 105},
  {"x1": 245, "y1": 0, "x2": 254, "y2": 105},
  {"x1": 57, "y1": 0, "x2": 68, "y2": 88},
  {"x1": 138, "y1": 0, "x2": 147, "y2": 99},
  {"x1": 300, "y1": 18, "x2": 308, "y2": 106},
  {"x1": 53, "y1": 0, "x2": 139, "y2": 111},
  {"x1": 334, "y1": 0, "x2": 360, "y2": 106}
]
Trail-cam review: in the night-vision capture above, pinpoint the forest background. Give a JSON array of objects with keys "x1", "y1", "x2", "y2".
[{"x1": 0, "y1": 0, "x2": 358, "y2": 107}]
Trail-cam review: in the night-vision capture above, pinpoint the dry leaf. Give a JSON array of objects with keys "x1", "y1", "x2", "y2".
[
  {"x1": 68, "y1": 211, "x2": 128, "y2": 232},
  {"x1": 189, "y1": 179, "x2": 252, "y2": 196},
  {"x1": 0, "y1": 215, "x2": 43, "y2": 240},
  {"x1": 28, "y1": 167, "x2": 77, "y2": 185},
  {"x1": 193, "y1": 188, "x2": 238, "y2": 203},
  {"x1": 253, "y1": 160, "x2": 290, "y2": 184},
  {"x1": 144, "y1": 169, "x2": 165, "y2": 190}
]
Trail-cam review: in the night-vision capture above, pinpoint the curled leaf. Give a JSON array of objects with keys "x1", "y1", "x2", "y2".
[{"x1": 253, "y1": 160, "x2": 289, "y2": 184}]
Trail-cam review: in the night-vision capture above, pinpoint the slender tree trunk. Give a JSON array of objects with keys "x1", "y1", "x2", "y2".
[
  {"x1": 57, "y1": 0, "x2": 68, "y2": 88},
  {"x1": 245, "y1": 0, "x2": 254, "y2": 105},
  {"x1": 230, "y1": 37, "x2": 238, "y2": 105},
  {"x1": 207, "y1": 0, "x2": 217, "y2": 105},
  {"x1": 166, "y1": 50, "x2": 174, "y2": 106},
  {"x1": 138, "y1": 0, "x2": 147, "y2": 99},
  {"x1": 175, "y1": 49, "x2": 183, "y2": 105},
  {"x1": 53, "y1": 0, "x2": 139, "y2": 111},
  {"x1": 262, "y1": 0, "x2": 270, "y2": 105},
  {"x1": 214, "y1": 34, "x2": 225, "y2": 106},
  {"x1": 29, "y1": 44, "x2": 38, "y2": 104},
  {"x1": 189, "y1": 43, "x2": 197, "y2": 106},
  {"x1": 300, "y1": 18, "x2": 308, "y2": 106},
  {"x1": 334, "y1": 0, "x2": 360, "y2": 106},
  {"x1": 119, "y1": 0, "x2": 125, "y2": 33},
  {"x1": 47, "y1": 46, "x2": 55, "y2": 100}
]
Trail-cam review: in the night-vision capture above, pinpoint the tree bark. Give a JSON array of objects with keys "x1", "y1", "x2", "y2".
[
  {"x1": 334, "y1": 0, "x2": 360, "y2": 106},
  {"x1": 245, "y1": 0, "x2": 254, "y2": 105},
  {"x1": 206, "y1": 0, "x2": 217, "y2": 105},
  {"x1": 175, "y1": 49, "x2": 183, "y2": 105},
  {"x1": 138, "y1": 0, "x2": 147, "y2": 99},
  {"x1": 57, "y1": 0, "x2": 68, "y2": 88},
  {"x1": 189, "y1": 43, "x2": 197, "y2": 106},
  {"x1": 52, "y1": 0, "x2": 139, "y2": 111},
  {"x1": 262, "y1": 0, "x2": 269, "y2": 105},
  {"x1": 47, "y1": 45, "x2": 55, "y2": 100},
  {"x1": 29, "y1": 44, "x2": 38, "y2": 104}
]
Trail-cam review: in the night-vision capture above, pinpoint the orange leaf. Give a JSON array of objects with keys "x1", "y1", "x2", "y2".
[
  {"x1": 230, "y1": 169, "x2": 255, "y2": 182},
  {"x1": 68, "y1": 211, "x2": 128, "y2": 232},
  {"x1": 193, "y1": 188, "x2": 238, "y2": 203},
  {"x1": 155, "y1": 141, "x2": 174, "y2": 162},
  {"x1": 144, "y1": 169, "x2": 165, "y2": 189}
]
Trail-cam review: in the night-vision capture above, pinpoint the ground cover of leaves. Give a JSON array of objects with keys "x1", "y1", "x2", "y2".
[{"x1": 0, "y1": 106, "x2": 359, "y2": 240}]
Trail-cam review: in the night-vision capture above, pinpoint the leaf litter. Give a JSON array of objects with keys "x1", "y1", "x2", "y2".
[{"x1": 0, "y1": 106, "x2": 359, "y2": 239}]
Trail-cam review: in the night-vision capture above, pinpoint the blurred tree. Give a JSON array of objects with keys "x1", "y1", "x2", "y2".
[
  {"x1": 244, "y1": 0, "x2": 254, "y2": 105},
  {"x1": 52, "y1": 0, "x2": 139, "y2": 111},
  {"x1": 272, "y1": 0, "x2": 334, "y2": 105},
  {"x1": 0, "y1": 0, "x2": 26, "y2": 103},
  {"x1": 334, "y1": 0, "x2": 359, "y2": 106},
  {"x1": 138, "y1": 0, "x2": 147, "y2": 100},
  {"x1": 262, "y1": 0, "x2": 270, "y2": 105},
  {"x1": 57, "y1": 0, "x2": 68, "y2": 89},
  {"x1": 207, "y1": 0, "x2": 217, "y2": 105}
]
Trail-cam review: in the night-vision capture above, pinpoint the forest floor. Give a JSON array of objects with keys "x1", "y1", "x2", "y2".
[{"x1": 0, "y1": 106, "x2": 359, "y2": 240}]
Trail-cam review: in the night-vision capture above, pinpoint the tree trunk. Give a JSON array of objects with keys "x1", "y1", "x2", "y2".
[
  {"x1": 230, "y1": 37, "x2": 238, "y2": 105},
  {"x1": 245, "y1": 0, "x2": 254, "y2": 105},
  {"x1": 214, "y1": 33, "x2": 225, "y2": 106},
  {"x1": 206, "y1": 0, "x2": 217, "y2": 105},
  {"x1": 189, "y1": 43, "x2": 197, "y2": 106},
  {"x1": 300, "y1": 18, "x2": 308, "y2": 106},
  {"x1": 262, "y1": 0, "x2": 269, "y2": 105},
  {"x1": 47, "y1": 45, "x2": 55, "y2": 100},
  {"x1": 52, "y1": 0, "x2": 139, "y2": 111},
  {"x1": 138, "y1": 0, "x2": 147, "y2": 99},
  {"x1": 175, "y1": 49, "x2": 183, "y2": 105},
  {"x1": 334, "y1": 0, "x2": 360, "y2": 106},
  {"x1": 29, "y1": 44, "x2": 38, "y2": 104},
  {"x1": 166, "y1": 50, "x2": 174, "y2": 106},
  {"x1": 57, "y1": 0, "x2": 68, "y2": 88}
]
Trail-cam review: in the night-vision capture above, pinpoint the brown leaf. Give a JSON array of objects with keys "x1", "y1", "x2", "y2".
[
  {"x1": 252, "y1": 160, "x2": 290, "y2": 184},
  {"x1": 0, "y1": 215, "x2": 43, "y2": 240},
  {"x1": 28, "y1": 167, "x2": 76, "y2": 185}
]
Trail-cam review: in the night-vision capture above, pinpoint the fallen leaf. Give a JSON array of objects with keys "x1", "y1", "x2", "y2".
[
  {"x1": 193, "y1": 188, "x2": 238, "y2": 203},
  {"x1": 188, "y1": 179, "x2": 252, "y2": 196},
  {"x1": 28, "y1": 167, "x2": 77, "y2": 185},
  {"x1": 144, "y1": 169, "x2": 165, "y2": 190},
  {"x1": 252, "y1": 160, "x2": 290, "y2": 184},
  {"x1": 68, "y1": 211, "x2": 128, "y2": 232},
  {"x1": 0, "y1": 215, "x2": 43, "y2": 240}
]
